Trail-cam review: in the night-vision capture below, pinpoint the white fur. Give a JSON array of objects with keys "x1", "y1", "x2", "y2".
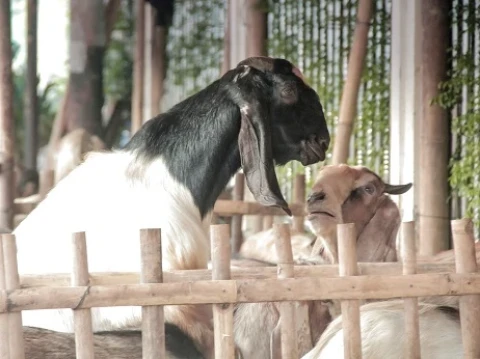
[
  {"x1": 302, "y1": 301, "x2": 463, "y2": 359},
  {"x1": 14, "y1": 150, "x2": 212, "y2": 332}
]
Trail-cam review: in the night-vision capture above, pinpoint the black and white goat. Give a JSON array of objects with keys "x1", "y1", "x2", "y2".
[{"x1": 14, "y1": 56, "x2": 330, "y2": 358}]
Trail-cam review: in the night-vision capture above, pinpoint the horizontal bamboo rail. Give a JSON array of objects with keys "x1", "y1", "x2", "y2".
[
  {"x1": 18, "y1": 261, "x2": 461, "y2": 288},
  {"x1": 3, "y1": 272, "x2": 480, "y2": 313}
]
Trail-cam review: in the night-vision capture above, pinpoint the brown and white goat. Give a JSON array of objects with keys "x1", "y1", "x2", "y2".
[{"x1": 233, "y1": 164, "x2": 412, "y2": 359}]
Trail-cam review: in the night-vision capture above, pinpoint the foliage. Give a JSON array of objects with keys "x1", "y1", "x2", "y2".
[{"x1": 433, "y1": 1, "x2": 480, "y2": 230}]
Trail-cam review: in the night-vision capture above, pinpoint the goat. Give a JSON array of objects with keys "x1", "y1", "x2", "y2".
[
  {"x1": 13, "y1": 56, "x2": 330, "y2": 358},
  {"x1": 233, "y1": 164, "x2": 412, "y2": 359},
  {"x1": 302, "y1": 301, "x2": 463, "y2": 359}
]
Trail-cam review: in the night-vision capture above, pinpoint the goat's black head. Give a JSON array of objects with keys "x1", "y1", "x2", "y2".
[{"x1": 227, "y1": 56, "x2": 330, "y2": 216}]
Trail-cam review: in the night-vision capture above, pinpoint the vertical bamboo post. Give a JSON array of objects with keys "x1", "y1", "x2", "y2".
[
  {"x1": 292, "y1": 174, "x2": 306, "y2": 233},
  {"x1": 0, "y1": 235, "x2": 9, "y2": 359},
  {"x1": 71, "y1": 232, "x2": 95, "y2": 359},
  {"x1": 337, "y1": 223, "x2": 362, "y2": 359},
  {"x1": 231, "y1": 172, "x2": 245, "y2": 254},
  {"x1": 401, "y1": 221, "x2": 421, "y2": 359},
  {"x1": 263, "y1": 215, "x2": 273, "y2": 230},
  {"x1": 140, "y1": 228, "x2": 165, "y2": 359},
  {"x1": 131, "y1": 0, "x2": 145, "y2": 134},
  {"x1": 273, "y1": 223, "x2": 299, "y2": 358},
  {"x1": 3, "y1": 234, "x2": 26, "y2": 359},
  {"x1": 331, "y1": 0, "x2": 373, "y2": 164},
  {"x1": 39, "y1": 168, "x2": 55, "y2": 197},
  {"x1": 211, "y1": 224, "x2": 235, "y2": 359},
  {"x1": 451, "y1": 219, "x2": 480, "y2": 359}
]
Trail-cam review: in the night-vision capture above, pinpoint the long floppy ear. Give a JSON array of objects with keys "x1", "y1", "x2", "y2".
[
  {"x1": 228, "y1": 61, "x2": 292, "y2": 216},
  {"x1": 238, "y1": 103, "x2": 291, "y2": 216},
  {"x1": 355, "y1": 196, "x2": 401, "y2": 262}
]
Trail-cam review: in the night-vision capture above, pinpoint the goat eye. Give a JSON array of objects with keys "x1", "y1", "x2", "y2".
[
  {"x1": 364, "y1": 185, "x2": 375, "y2": 195},
  {"x1": 280, "y1": 84, "x2": 297, "y2": 104}
]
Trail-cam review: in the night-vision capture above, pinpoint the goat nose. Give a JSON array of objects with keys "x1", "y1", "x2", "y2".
[
  {"x1": 307, "y1": 191, "x2": 325, "y2": 204},
  {"x1": 319, "y1": 138, "x2": 329, "y2": 152}
]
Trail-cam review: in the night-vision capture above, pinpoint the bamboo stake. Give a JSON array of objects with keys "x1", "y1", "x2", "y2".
[
  {"x1": 451, "y1": 219, "x2": 480, "y2": 359},
  {"x1": 337, "y1": 223, "x2": 362, "y2": 359},
  {"x1": 39, "y1": 168, "x2": 55, "y2": 197},
  {"x1": 231, "y1": 173, "x2": 245, "y2": 254},
  {"x1": 0, "y1": 235, "x2": 9, "y2": 359},
  {"x1": 131, "y1": 0, "x2": 145, "y2": 134},
  {"x1": 263, "y1": 215, "x2": 273, "y2": 230},
  {"x1": 331, "y1": 0, "x2": 373, "y2": 164},
  {"x1": 19, "y1": 262, "x2": 462, "y2": 288},
  {"x1": 3, "y1": 272, "x2": 480, "y2": 312},
  {"x1": 273, "y1": 223, "x2": 299, "y2": 358},
  {"x1": 71, "y1": 232, "x2": 95, "y2": 359},
  {"x1": 140, "y1": 228, "x2": 165, "y2": 359},
  {"x1": 401, "y1": 221, "x2": 421, "y2": 359},
  {"x1": 292, "y1": 174, "x2": 306, "y2": 233},
  {"x1": 3, "y1": 234, "x2": 26, "y2": 359},
  {"x1": 211, "y1": 224, "x2": 235, "y2": 359}
]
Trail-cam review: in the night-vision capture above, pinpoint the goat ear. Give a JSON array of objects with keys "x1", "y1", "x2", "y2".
[
  {"x1": 384, "y1": 182, "x2": 412, "y2": 195},
  {"x1": 355, "y1": 197, "x2": 400, "y2": 262},
  {"x1": 238, "y1": 104, "x2": 292, "y2": 216}
]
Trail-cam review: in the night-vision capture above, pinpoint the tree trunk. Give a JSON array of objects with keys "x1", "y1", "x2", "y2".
[
  {"x1": 44, "y1": 0, "x2": 120, "y2": 171},
  {"x1": 65, "y1": 0, "x2": 106, "y2": 137},
  {"x1": 246, "y1": 0, "x2": 268, "y2": 57},
  {"x1": 24, "y1": 0, "x2": 38, "y2": 173},
  {"x1": 131, "y1": 0, "x2": 145, "y2": 134},
  {"x1": 150, "y1": 11, "x2": 167, "y2": 116},
  {"x1": 0, "y1": 0, "x2": 15, "y2": 231},
  {"x1": 418, "y1": 0, "x2": 451, "y2": 256},
  {"x1": 220, "y1": 0, "x2": 231, "y2": 76},
  {"x1": 331, "y1": 0, "x2": 373, "y2": 165}
]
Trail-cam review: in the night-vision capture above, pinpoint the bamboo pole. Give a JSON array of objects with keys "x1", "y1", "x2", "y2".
[
  {"x1": 3, "y1": 272, "x2": 480, "y2": 312},
  {"x1": 3, "y1": 234, "x2": 26, "y2": 359},
  {"x1": 39, "y1": 168, "x2": 55, "y2": 197},
  {"x1": 337, "y1": 223, "x2": 362, "y2": 359},
  {"x1": 231, "y1": 173, "x2": 245, "y2": 254},
  {"x1": 24, "y1": 0, "x2": 38, "y2": 173},
  {"x1": 215, "y1": 199, "x2": 306, "y2": 217},
  {"x1": 0, "y1": 0, "x2": 15, "y2": 231},
  {"x1": 263, "y1": 215, "x2": 273, "y2": 230},
  {"x1": 19, "y1": 261, "x2": 463, "y2": 288},
  {"x1": 273, "y1": 223, "x2": 299, "y2": 358},
  {"x1": 211, "y1": 224, "x2": 235, "y2": 359},
  {"x1": 292, "y1": 174, "x2": 306, "y2": 232},
  {"x1": 451, "y1": 219, "x2": 480, "y2": 359},
  {"x1": 71, "y1": 232, "x2": 95, "y2": 359},
  {"x1": 331, "y1": 0, "x2": 373, "y2": 164},
  {"x1": 131, "y1": 0, "x2": 145, "y2": 134},
  {"x1": 418, "y1": 0, "x2": 451, "y2": 255},
  {"x1": 401, "y1": 221, "x2": 421, "y2": 359},
  {"x1": 140, "y1": 228, "x2": 165, "y2": 359},
  {"x1": 0, "y1": 235, "x2": 9, "y2": 359}
]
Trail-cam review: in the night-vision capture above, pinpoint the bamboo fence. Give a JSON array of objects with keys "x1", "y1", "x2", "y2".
[{"x1": 6, "y1": 172, "x2": 480, "y2": 358}]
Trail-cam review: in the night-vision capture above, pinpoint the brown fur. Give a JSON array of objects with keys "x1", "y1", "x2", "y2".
[{"x1": 234, "y1": 164, "x2": 412, "y2": 358}]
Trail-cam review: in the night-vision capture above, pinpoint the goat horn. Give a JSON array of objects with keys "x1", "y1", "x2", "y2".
[{"x1": 384, "y1": 183, "x2": 413, "y2": 195}]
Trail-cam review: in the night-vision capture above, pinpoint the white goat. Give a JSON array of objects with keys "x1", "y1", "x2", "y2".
[{"x1": 13, "y1": 56, "x2": 330, "y2": 358}]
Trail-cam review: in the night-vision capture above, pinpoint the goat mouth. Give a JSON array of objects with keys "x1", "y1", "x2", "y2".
[
  {"x1": 301, "y1": 138, "x2": 326, "y2": 165},
  {"x1": 307, "y1": 211, "x2": 335, "y2": 219}
]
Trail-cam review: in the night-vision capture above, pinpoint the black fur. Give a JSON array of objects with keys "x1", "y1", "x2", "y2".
[{"x1": 125, "y1": 57, "x2": 329, "y2": 218}]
